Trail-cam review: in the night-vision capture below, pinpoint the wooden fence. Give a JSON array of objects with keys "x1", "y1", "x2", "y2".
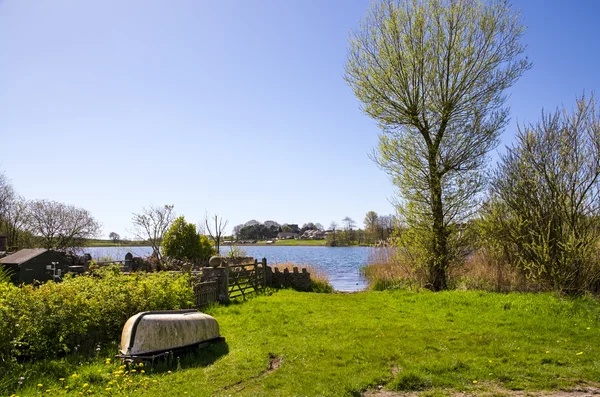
[
  {"x1": 228, "y1": 258, "x2": 266, "y2": 300},
  {"x1": 194, "y1": 280, "x2": 218, "y2": 307}
]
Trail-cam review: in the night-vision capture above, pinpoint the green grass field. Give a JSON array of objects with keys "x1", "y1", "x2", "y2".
[
  {"x1": 7, "y1": 289, "x2": 600, "y2": 396},
  {"x1": 84, "y1": 239, "x2": 150, "y2": 247}
]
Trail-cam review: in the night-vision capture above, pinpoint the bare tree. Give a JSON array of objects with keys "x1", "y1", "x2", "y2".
[
  {"x1": 204, "y1": 213, "x2": 228, "y2": 255},
  {"x1": 0, "y1": 171, "x2": 13, "y2": 218},
  {"x1": 131, "y1": 204, "x2": 176, "y2": 263},
  {"x1": 0, "y1": 172, "x2": 30, "y2": 249},
  {"x1": 26, "y1": 199, "x2": 101, "y2": 250},
  {"x1": 345, "y1": 0, "x2": 531, "y2": 290}
]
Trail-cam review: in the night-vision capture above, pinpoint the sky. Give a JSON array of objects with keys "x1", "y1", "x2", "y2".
[{"x1": 1, "y1": 0, "x2": 599, "y2": 238}]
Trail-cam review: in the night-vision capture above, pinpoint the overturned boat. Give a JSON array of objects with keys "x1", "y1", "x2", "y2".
[{"x1": 118, "y1": 310, "x2": 224, "y2": 361}]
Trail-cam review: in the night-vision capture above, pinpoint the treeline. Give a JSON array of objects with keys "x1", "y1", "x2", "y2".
[
  {"x1": 231, "y1": 213, "x2": 396, "y2": 246},
  {"x1": 232, "y1": 220, "x2": 325, "y2": 241},
  {"x1": 0, "y1": 174, "x2": 101, "y2": 251}
]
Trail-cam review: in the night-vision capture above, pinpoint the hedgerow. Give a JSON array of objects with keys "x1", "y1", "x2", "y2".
[{"x1": 0, "y1": 268, "x2": 194, "y2": 369}]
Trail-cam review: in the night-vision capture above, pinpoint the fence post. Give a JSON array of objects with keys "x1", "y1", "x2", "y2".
[
  {"x1": 254, "y1": 259, "x2": 259, "y2": 292},
  {"x1": 262, "y1": 257, "x2": 268, "y2": 288}
]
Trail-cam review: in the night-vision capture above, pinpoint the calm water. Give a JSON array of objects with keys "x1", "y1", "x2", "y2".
[{"x1": 83, "y1": 245, "x2": 373, "y2": 291}]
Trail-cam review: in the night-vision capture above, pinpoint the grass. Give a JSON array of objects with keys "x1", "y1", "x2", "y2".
[
  {"x1": 6, "y1": 289, "x2": 600, "y2": 396},
  {"x1": 84, "y1": 239, "x2": 150, "y2": 247},
  {"x1": 255, "y1": 239, "x2": 327, "y2": 246}
]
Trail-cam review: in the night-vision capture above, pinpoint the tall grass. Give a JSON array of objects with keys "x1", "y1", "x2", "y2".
[
  {"x1": 363, "y1": 247, "x2": 546, "y2": 292},
  {"x1": 272, "y1": 262, "x2": 333, "y2": 293}
]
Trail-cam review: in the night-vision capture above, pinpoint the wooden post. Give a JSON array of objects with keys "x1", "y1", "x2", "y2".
[
  {"x1": 262, "y1": 257, "x2": 267, "y2": 288},
  {"x1": 254, "y1": 259, "x2": 259, "y2": 292}
]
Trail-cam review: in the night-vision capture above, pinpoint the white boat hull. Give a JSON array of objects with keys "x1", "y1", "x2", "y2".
[{"x1": 119, "y1": 310, "x2": 222, "y2": 359}]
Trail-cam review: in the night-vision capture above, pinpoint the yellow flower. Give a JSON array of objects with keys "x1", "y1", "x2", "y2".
[
  {"x1": 131, "y1": 369, "x2": 137, "y2": 373},
  {"x1": 167, "y1": 371, "x2": 172, "y2": 374},
  {"x1": 82, "y1": 383, "x2": 89, "y2": 388},
  {"x1": 65, "y1": 386, "x2": 70, "y2": 389},
  {"x1": 37, "y1": 384, "x2": 43, "y2": 387},
  {"x1": 46, "y1": 390, "x2": 51, "y2": 393},
  {"x1": 72, "y1": 373, "x2": 79, "y2": 378},
  {"x1": 138, "y1": 363, "x2": 144, "y2": 367},
  {"x1": 576, "y1": 351, "x2": 584, "y2": 355},
  {"x1": 152, "y1": 380, "x2": 157, "y2": 383},
  {"x1": 141, "y1": 370, "x2": 145, "y2": 374},
  {"x1": 472, "y1": 380, "x2": 478, "y2": 384},
  {"x1": 59, "y1": 378, "x2": 65, "y2": 381},
  {"x1": 87, "y1": 390, "x2": 93, "y2": 394},
  {"x1": 105, "y1": 388, "x2": 111, "y2": 391}
]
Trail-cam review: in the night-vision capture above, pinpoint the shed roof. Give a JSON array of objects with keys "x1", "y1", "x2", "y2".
[{"x1": 0, "y1": 249, "x2": 48, "y2": 265}]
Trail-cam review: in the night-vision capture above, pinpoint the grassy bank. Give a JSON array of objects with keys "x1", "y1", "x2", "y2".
[
  {"x1": 7, "y1": 289, "x2": 600, "y2": 396},
  {"x1": 84, "y1": 239, "x2": 150, "y2": 247}
]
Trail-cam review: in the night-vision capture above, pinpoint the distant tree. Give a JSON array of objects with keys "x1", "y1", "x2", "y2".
[
  {"x1": 0, "y1": 172, "x2": 13, "y2": 219},
  {"x1": 26, "y1": 199, "x2": 101, "y2": 250},
  {"x1": 282, "y1": 223, "x2": 300, "y2": 234},
  {"x1": 300, "y1": 222, "x2": 317, "y2": 234},
  {"x1": 342, "y1": 217, "x2": 356, "y2": 231},
  {"x1": 345, "y1": 0, "x2": 531, "y2": 290},
  {"x1": 364, "y1": 211, "x2": 379, "y2": 243},
  {"x1": 233, "y1": 224, "x2": 244, "y2": 240},
  {"x1": 109, "y1": 232, "x2": 120, "y2": 243},
  {"x1": 342, "y1": 217, "x2": 357, "y2": 243},
  {"x1": 0, "y1": 172, "x2": 31, "y2": 249},
  {"x1": 264, "y1": 220, "x2": 281, "y2": 229},
  {"x1": 327, "y1": 221, "x2": 339, "y2": 246},
  {"x1": 378, "y1": 214, "x2": 396, "y2": 240},
  {"x1": 131, "y1": 204, "x2": 176, "y2": 263},
  {"x1": 315, "y1": 223, "x2": 324, "y2": 231},
  {"x1": 162, "y1": 216, "x2": 216, "y2": 264},
  {"x1": 204, "y1": 213, "x2": 228, "y2": 254}
]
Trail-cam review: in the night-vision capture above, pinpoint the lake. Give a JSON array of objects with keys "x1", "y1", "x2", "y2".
[{"x1": 83, "y1": 245, "x2": 374, "y2": 291}]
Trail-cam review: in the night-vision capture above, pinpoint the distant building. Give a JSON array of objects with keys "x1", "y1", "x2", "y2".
[
  {"x1": 0, "y1": 249, "x2": 71, "y2": 284},
  {"x1": 300, "y1": 230, "x2": 326, "y2": 240},
  {"x1": 277, "y1": 232, "x2": 299, "y2": 240}
]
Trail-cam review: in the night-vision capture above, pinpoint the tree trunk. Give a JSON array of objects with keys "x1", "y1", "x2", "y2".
[{"x1": 428, "y1": 156, "x2": 448, "y2": 291}]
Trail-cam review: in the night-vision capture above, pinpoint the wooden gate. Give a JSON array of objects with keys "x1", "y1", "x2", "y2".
[
  {"x1": 228, "y1": 258, "x2": 266, "y2": 300},
  {"x1": 194, "y1": 280, "x2": 218, "y2": 307}
]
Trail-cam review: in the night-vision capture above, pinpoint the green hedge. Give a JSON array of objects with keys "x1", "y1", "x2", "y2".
[{"x1": 0, "y1": 269, "x2": 194, "y2": 369}]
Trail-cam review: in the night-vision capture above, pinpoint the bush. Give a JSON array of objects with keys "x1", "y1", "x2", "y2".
[
  {"x1": 0, "y1": 269, "x2": 194, "y2": 370},
  {"x1": 162, "y1": 216, "x2": 216, "y2": 265},
  {"x1": 485, "y1": 95, "x2": 600, "y2": 295}
]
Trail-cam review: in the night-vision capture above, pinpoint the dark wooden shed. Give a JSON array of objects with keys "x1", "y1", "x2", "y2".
[{"x1": 0, "y1": 249, "x2": 71, "y2": 284}]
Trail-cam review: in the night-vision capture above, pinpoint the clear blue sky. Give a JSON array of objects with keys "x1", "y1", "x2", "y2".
[{"x1": 1, "y1": 0, "x2": 599, "y2": 238}]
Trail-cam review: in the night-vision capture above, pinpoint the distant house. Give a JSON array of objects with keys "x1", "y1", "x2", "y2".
[
  {"x1": 300, "y1": 230, "x2": 326, "y2": 240},
  {"x1": 0, "y1": 249, "x2": 71, "y2": 284},
  {"x1": 277, "y1": 232, "x2": 299, "y2": 240}
]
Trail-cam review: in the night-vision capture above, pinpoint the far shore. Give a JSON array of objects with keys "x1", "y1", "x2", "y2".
[{"x1": 84, "y1": 239, "x2": 373, "y2": 248}]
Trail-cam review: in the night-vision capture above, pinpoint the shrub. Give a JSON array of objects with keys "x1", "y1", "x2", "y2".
[
  {"x1": 162, "y1": 216, "x2": 216, "y2": 265},
  {"x1": 0, "y1": 269, "x2": 194, "y2": 370},
  {"x1": 485, "y1": 95, "x2": 600, "y2": 295}
]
